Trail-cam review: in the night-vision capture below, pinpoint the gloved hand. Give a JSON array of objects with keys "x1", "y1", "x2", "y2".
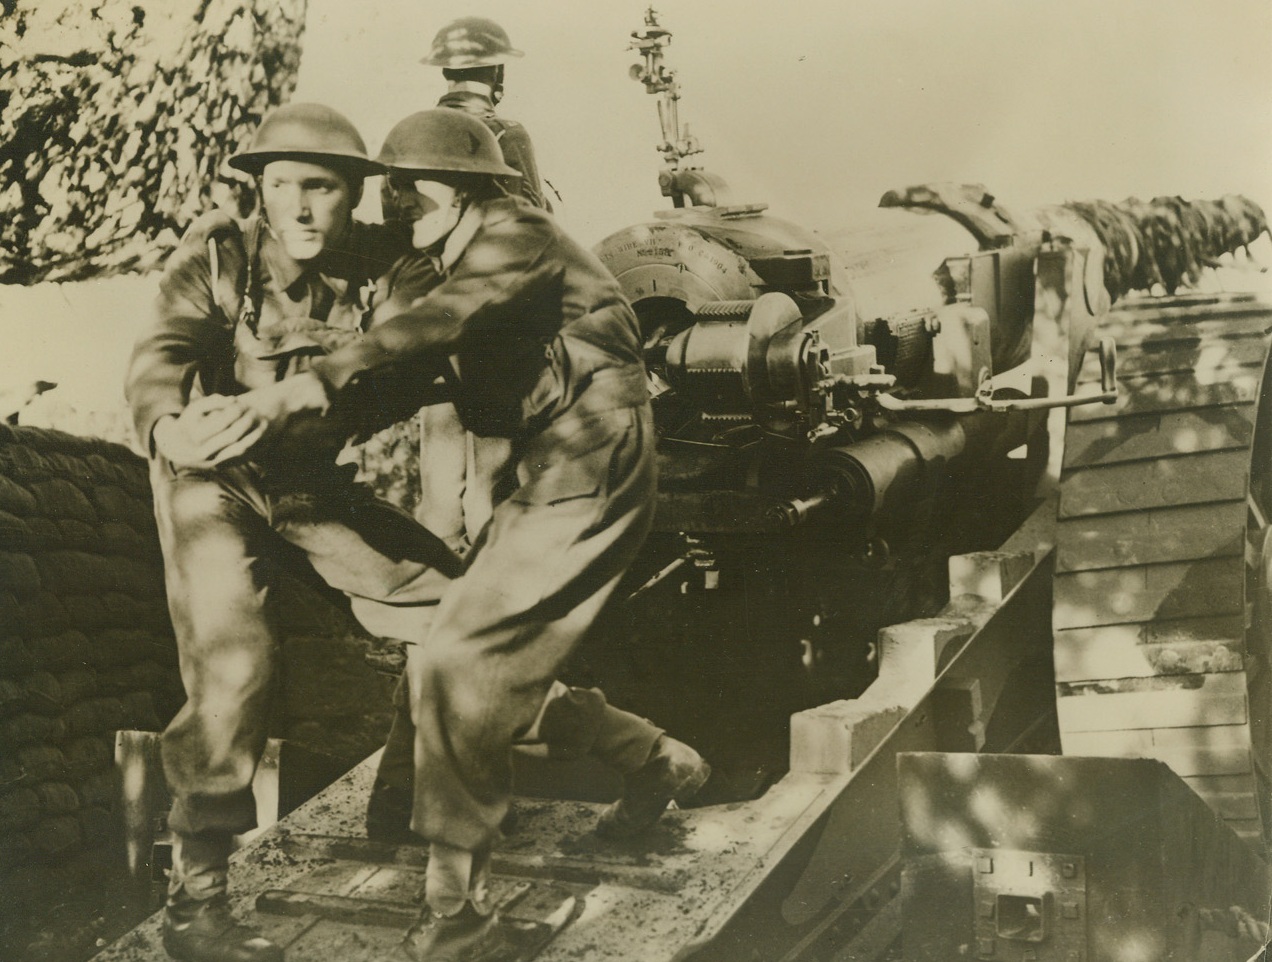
[{"x1": 152, "y1": 395, "x2": 265, "y2": 468}]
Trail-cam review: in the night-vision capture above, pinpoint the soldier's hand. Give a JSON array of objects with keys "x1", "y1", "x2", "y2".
[
  {"x1": 153, "y1": 395, "x2": 267, "y2": 468},
  {"x1": 235, "y1": 372, "x2": 333, "y2": 442}
]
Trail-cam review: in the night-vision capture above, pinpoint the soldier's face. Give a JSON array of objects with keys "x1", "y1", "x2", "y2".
[
  {"x1": 390, "y1": 175, "x2": 464, "y2": 250},
  {"x1": 261, "y1": 160, "x2": 356, "y2": 262}
]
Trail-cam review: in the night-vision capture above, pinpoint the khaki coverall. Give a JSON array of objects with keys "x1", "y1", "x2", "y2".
[
  {"x1": 398, "y1": 83, "x2": 551, "y2": 556},
  {"x1": 373, "y1": 89, "x2": 662, "y2": 804},
  {"x1": 313, "y1": 196, "x2": 658, "y2": 853},
  {"x1": 125, "y1": 214, "x2": 460, "y2": 855},
  {"x1": 411, "y1": 84, "x2": 550, "y2": 557}
]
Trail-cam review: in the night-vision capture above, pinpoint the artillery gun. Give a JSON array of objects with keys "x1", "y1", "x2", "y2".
[
  {"x1": 82, "y1": 9, "x2": 1271, "y2": 962},
  {"x1": 586, "y1": 9, "x2": 1123, "y2": 785},
  {"x1": 585, "y1": 6, "x2": 1272, "y2": 955}
]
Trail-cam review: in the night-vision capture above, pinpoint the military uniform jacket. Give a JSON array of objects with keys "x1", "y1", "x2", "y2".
[
  {"x1": 125, "y1": 212, "x2": 406, "y2": 457},
  {"x1": 312, "y1": 196, "x2": 648, "y2": 450}
]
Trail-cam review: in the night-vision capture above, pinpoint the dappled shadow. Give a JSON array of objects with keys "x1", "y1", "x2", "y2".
[{"x1": 898, "y1": 752, "x2": 1270, "y2": 961}]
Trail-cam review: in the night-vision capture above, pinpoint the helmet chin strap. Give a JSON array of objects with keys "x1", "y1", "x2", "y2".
[
  {"x1": 490, "y1": 64, "x2": 505, "y2": 105},
  {"x1": 446, "y1": 191, "x2": 470, "y2": 242}
]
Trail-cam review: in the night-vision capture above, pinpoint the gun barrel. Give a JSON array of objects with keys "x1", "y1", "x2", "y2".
[{"x1": 823, "y1": 410, "x2": 1029, "y2": 518}]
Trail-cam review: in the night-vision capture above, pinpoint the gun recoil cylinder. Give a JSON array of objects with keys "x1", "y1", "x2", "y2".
[{"x1": 822, "y1": 409, "x2": 1030, "y2": 518}]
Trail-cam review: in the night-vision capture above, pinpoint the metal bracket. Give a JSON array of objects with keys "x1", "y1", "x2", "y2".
[{"x1": 971, "y1": 850, "x2": 1087, "y2": 961}]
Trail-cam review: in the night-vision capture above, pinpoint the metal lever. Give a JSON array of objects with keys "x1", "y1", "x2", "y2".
[{"x1": 877, "y1": 337, "x2": 1118, "y2": 414}]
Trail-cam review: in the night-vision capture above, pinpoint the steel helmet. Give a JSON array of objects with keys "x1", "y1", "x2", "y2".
[
  {"x1": 377, "y1": 109, "x2": 522, "y2": 178},
  {"x1": 229, "y1": 103, "x2": 384, "y2": 177},
  {"x1": 421, "y1": 17, "x2": 524, "y2": 68}
]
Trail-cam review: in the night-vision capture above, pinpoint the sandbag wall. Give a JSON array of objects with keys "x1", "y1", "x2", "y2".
[
  {"x1": 0, "y1": 426, "x2": 178, "y2": 872},
  {"x1": 0, "y1": 426, "x2": 396, "y2": 927}
]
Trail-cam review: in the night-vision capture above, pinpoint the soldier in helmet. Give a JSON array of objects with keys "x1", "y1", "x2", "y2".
[
  {"x1": 125, "y1": 103, "x2": 462, "y2": 962},
  {"x1": 309, "y1": 108, "x2": 712, "y2": 961},
  {"x1": 383, "y1": 15, "x2": 551, "y2": 219},
  {"x1": 366, "y1": 13, "x2": 557, "y2": 839}
]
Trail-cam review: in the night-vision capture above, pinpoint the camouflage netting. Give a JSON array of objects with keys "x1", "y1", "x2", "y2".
[
  {"x1": 0, "y1": 426, "x2": 396, "y2": 957},
  {"x1": 340, "y1": 418, "x2": 424, "y2": 517},
  {"x1": 0, "y1": 0, "x2": 306, "y2": 284},
  {"x1": 1062, "y1": 195, "x2": 1270, "y2": 302}
]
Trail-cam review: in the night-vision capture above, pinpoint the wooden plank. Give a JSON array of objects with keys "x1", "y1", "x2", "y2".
[
  {"x1": 1076, "y1": 332, "x2": 1271, "y2": 381},
  {"x1": 1182, "y1": 774, "x2": 1263, "y2": 822},
  {"x1": 1062, "y1": 405, "x2": 1255, "y2": 469},
  {"x1": 1058, "y1": 450, "x2": 1248, "y2": 516},
  {"x1": 1061, "y1": 725, "x2": 1253, "y2": 777},
  {"x1": 1100, "y1": 307, "x2": 1272, "y2": 341},
  {"x1": 1058, "y1": 743, "x2": 1246, "y2": 783},
  {"x1": 1108, "y1": 294, "x2": 1267, "y2": 315},
  {"x1": 1055, "y1": 501, "x2": 1244, "y2": 571},
  {"x1": 1108, "y1": 292, "x2": 1260, "y2": 315},
  {"x1": 282, "y1": 917, "x2": 405, "y2": 959},
  {"x1": 1100, "y1": 316, "x2": 1272, "y2": 345},
  {"x1": 257, "y1": 890, "x2": 419, "y2": 928},
  {"x1": 1224, "y1": 818, "x2": 1263, "y2": 840},
  {"x1": 1054, "y1": 616, "x2": 1245, "y2": 682},
  {"x1": 1068, "y1": 368, "x2": 1262, "y2": 423},
  {"x1": 1195, "y1": 792, "x2": 1260, "y2": 820},
  {"x1": 1053, "y1": 556, "x2": 1243, "y2": 629},
  {"x1": 1113, "y1": 361, "x2": 1265, "y2": 391},
  {"x1": 1099, "y1": 328, "x2": 1272, "y2": 358},
  {"x1": 1056, "y1": 671, "x2": 1248, "y2": 733},
  {"x1": 1063, "y1": 722, "x2": 1252, "y2": 751},
  {"x1": 1056, "y1": 669, "x2": 1250, "y2": 698},
  {"x1": 1182, "y1": 773, "x2": 1262, "y2": 796}
]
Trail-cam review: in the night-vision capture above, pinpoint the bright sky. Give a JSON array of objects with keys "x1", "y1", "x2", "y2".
[{"x1": 295, "y1": 0, "x2": 1272, "y2": 245}]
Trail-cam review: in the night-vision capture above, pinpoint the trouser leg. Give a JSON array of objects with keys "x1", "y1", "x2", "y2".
[
  {"x1": 272, "y1": 484, "x2": 457, "y2": 645},
  {"x1": 167, "y1": 829, "x2": 233, "y2": 903},
  {"x1": 533, "y1": 681, "x2": 663, "y2": 775},
  {"x1": 400, "y1": 843, "x2": 498, "y2": 962},
  {"x1": 366, "y1": 674, "x2": 419, "y2": 843},
  {"x1": 408, "y1": 406, "x2": 656, "y2": 853},
  {"x1": 273, "y1": 486, "x2": 454, "y2": 780},
  {"x1": 152, "y1": 464, "x2": 277, "y2": 841},
  {"x1": 425, "y1": 842, "x2": 493, "y2": 917},
  {"x1": 378, "y1": 676, "x2": 662, "y2": 801},
  {"x1": 376, "y1": 673, "x2": 417, "y2": 791},
  {"x1": 270, "y1": 483, "x2": 459, "y2": 842},
  {"x1": 156, "y1": 465, "x2": 456, "y2": 838},
  {"x1": 406, "y1": 553, "x2": 637, "y2": 851},
  {"x1": 163, "y1": 827, "x2": 282, "y2": 962},
  {"x1": 152, "y1": 467, "x2": 289, "y2": 960}
]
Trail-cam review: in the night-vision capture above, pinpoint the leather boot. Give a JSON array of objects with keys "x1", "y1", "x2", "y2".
[
  {"x1": 162, "y1": 894, "x2": 282, "y2": 962},
  {"x1": 595, "y1": 734, "x2": 711, "y2": 839},
  {"x1": 399, "y1": 901, "x2": 498, "y2": 962}
]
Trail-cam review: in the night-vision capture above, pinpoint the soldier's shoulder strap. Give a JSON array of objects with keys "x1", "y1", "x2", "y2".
[
  {"x1": 483, "y1": 114, "x2": 521, "y2": 141},
  {"x1": 199, "y1": 213, "x2": 265, "y2": 335},
  {"x1": 181, "y1": 209, "x2": 240, "y2": 245}
]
